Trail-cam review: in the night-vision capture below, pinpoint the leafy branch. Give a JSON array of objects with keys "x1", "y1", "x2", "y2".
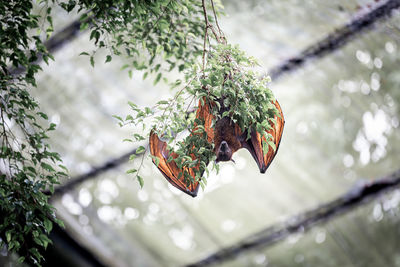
[{"x1": 121, "y1": 0, "x2": 280, "y2": 191}]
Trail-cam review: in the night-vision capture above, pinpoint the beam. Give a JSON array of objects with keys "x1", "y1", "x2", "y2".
[
  {"x1": 10, "y1": 18, "x2": 87, "y2": 76},
  {"x1": 186, "y1": 169, "x2": 400, "y2": 266},
  {"x1": 269, "y1": 0, "x2": 400, "y2": 80},
  {"x1": 48, "y1": 148, "x2": 138, "y2": 198}
]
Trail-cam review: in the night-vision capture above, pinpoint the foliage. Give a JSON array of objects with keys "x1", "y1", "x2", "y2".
[
  {"x1": 0, "y1": 0, "x2": 217, "y2": 265},
  {"x1": 62, "y1": 0, "x2": 207, "y2": 82},
  {"x1": 1, "y1": 0, "x2": 277, "y2": 264},
  {"x1": 121, "y1": 1, "x2": 279, "y2": 190},
  {"x1": 1, "y1": 0, "x2": 66, "y2": 265}
]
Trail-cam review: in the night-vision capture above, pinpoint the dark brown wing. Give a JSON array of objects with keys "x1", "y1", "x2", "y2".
[
  {"x1": 149, "y1": 99, "x2": 214, "y2": 197},
  {"x1": 241, "y1": 100, "x2": 284, "y2": 173}
]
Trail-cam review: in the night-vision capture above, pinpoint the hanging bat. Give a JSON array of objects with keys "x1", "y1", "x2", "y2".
[{"x1": 149, "y1": 99, "x2": 284, "y2": 197}]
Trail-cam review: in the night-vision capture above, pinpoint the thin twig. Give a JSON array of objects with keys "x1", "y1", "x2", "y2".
[
  {"x1": 201, "y1": 0, "x2": 210, "y2": 74},
  {"x1": 210, "y1": 0, "x2": 224, "y2": 42}
]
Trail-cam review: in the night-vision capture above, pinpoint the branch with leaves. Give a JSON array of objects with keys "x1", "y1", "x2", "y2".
[
  {"x1": 119, "y1": 0, "x2": 280, "y2": 192},
  {"x1": 1, "y1": 1, "x2": 68, "y2": 265}
]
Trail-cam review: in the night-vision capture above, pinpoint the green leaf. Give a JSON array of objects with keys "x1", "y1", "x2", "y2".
[
  {"x1": 200, "y1": 180, "x2": 205, "y2": 191},
  {"x1": 136, "y1": 146, "x2": 146, "y2": 154},
  {"x1": 37, "y1": 112, "x2": 48, "y2": 120},
  {"x1": 128, "y1": 101, "x2": 137, "y2": 109},
  {"x1": 112, "y1": 115, "x2": 123, "y2": 121},
  {"x1": 157, "y1": 100, "x2": 169, "y2": 105},
  {"x1": 267, "y1": 139, "x2": 276, "y2": 152},
  {"x1": 262, "y1": 141, "x2": 269, "y2": 155},
  {"x1": 154, "y1": 73, "x2": 162, "y2": 85},
  {"x1": 137, "y1": 176, "x2": 144, "y2": 188},
  {"x1": 89, "y1": 30, "x2": 97, "y2": 41},
  {"x1": 44, "y1": 219, "x2": 53, "y2": 233},
  {"x1": 90, "y1": 56, "x2": 95, "y2": 67},
  {"x1": 149, "y1": 155, "x2": 160, "y2": 166},
  {"x1": 48, "y1": 123, "x2": 56, "y2": 131},
  {"x1": 41, "y1": 162, "x2": 55, "y2": 172},
  {"x1": 59, "y1": 164, "x2": 68, "y2": 172},
  {"x1": 6, "y1": 231, "x2": 11, "y2": 243},
  {"x1": 126, "y1": 169, "x2": 138, "y2": 174},
  {"x1": 105, "y1": 55, "x2": 112, "y2": 63},
  {"x1": 133, "y1": 134, "x2": 145, "y2": 141}
]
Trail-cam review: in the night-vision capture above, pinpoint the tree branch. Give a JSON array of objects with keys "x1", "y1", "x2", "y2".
[{"x1": 186, "y1": 169, "x2": 400, "y2": 267}]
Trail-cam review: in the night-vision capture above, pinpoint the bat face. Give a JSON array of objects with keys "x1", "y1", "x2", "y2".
[
  {"x1": 216, "y1": 141, "x2": 232, "y2": 162},
  {"x1": 214, "y1": 117, "x2": 242, "y2": 162}
]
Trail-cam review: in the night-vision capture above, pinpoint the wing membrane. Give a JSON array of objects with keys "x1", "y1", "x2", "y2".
[
  {"x1": 149, "y1": 99, "x2": 214, "y2": 197},
  {"x1": 242, "y1": 100, "x2": 285, "y2": 173}
]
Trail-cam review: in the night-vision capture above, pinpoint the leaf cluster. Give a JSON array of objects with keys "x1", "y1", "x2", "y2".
[
  {"x1": 1, "y1": 0, "x2": 65, "y2": 265},
  {"x1": 192, "y1": 44, "x2": 280, "y2": 149},
  {"x1": 123, "y1": 43, "x2": 279, "y2": 190},
  {"x1": 62, "y1": 0, "x2": 206, "y2": 82}
]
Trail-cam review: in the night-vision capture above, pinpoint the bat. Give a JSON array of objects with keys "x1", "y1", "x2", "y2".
[{"x1": 149, "y1": 99, "x2": 284, "y2": 197}]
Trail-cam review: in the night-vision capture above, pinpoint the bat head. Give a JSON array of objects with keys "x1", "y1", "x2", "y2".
[
  {"x1": 214, "y1": 117, "x2": 242, "y2": 163},
  {"x1": 216, "y1": 140, "x2": 233, "y2": 162}
]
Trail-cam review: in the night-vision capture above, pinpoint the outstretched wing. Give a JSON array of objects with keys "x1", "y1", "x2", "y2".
[
  {"x1": 149, "y1": 132, "x2": 199, "y2": 197},
  {"x1": 241, "y1": 100, "x2": 284, "y2": 173},
  {"x1": 149, "y1": 99, "x2": 214, "y2": 197}
]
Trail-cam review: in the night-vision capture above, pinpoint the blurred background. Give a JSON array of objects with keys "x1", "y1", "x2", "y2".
[{"x1": 2, "y1": 0, "x2": 400, "y2": 266}]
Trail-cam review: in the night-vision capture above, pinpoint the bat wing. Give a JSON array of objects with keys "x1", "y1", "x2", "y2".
[
  {"x1": 149, "y1": 132, "x2": 199, "y2": 197},
  {"x1": 241, "y1": 100, "x2": 284, "y2": 173},
  {"x1": 149, "y1": 99, "x2": 214, "y2": 197}
]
